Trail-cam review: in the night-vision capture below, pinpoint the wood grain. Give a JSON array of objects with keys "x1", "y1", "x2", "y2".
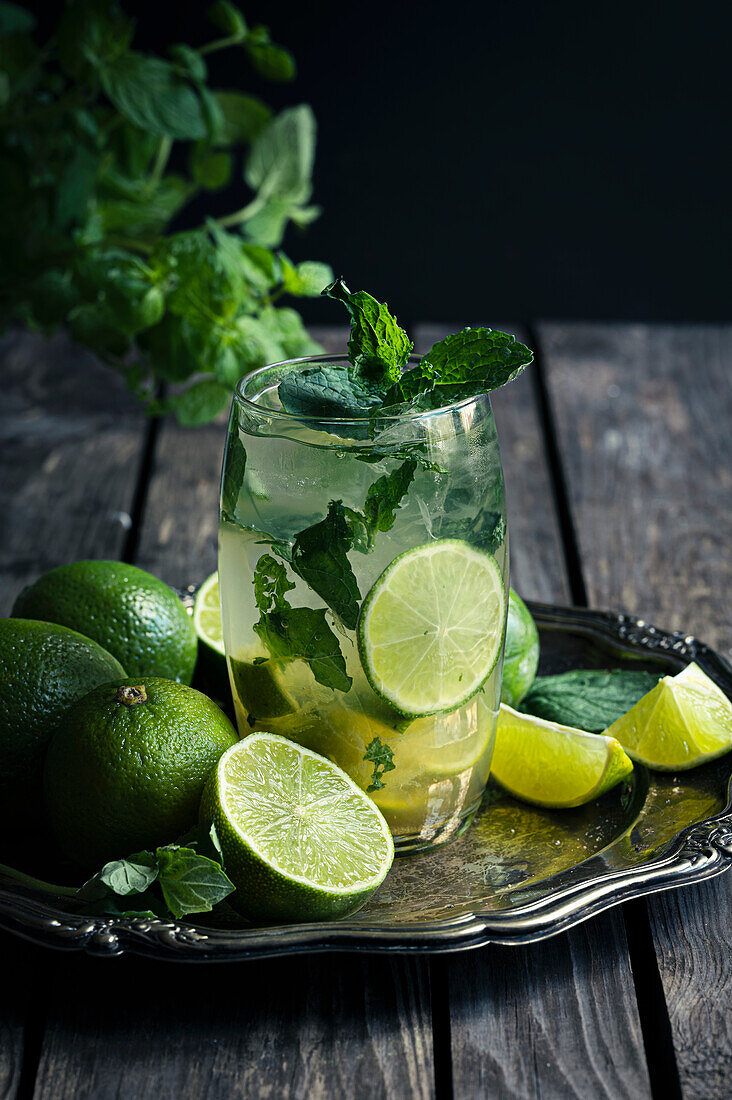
[
  {"x1": 0, "y1": 331, "x2": 149, "y2": 1097},
  {"x1": 537, "y1": 321, "x2": 732, "y2": 1100},
  {"x1": 33, "y1": 955, "x2": 433, "y2": 1100},
  {"x1": 414, "y1": 325, "x2": 652, "y2": 1100},
  {"x1": 0, "y1": 331, "x2": 146, "y2": 614},
  {"x1": 34, "y1": 324, "x2": 434, "y2": 1100}
]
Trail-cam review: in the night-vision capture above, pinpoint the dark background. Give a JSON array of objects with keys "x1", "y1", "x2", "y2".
[{"x1": 29, "y1": 0, "x2": 732, "y2": 326}]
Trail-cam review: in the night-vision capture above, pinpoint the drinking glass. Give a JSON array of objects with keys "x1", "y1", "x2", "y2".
[{"x1": 219, "y1": 354, "x2": 509, "y2": 852}]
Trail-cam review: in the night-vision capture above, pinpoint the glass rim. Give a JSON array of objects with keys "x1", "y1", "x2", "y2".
[{"x1": 233, "y1": 353, "x2": 488, "y2": 425}]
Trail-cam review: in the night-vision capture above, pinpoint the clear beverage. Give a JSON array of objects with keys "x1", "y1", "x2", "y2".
[{"x1": 219, "y1": 356, "x2": 509, "y2": 852}]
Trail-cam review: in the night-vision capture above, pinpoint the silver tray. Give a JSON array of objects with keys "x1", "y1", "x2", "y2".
[{"x1": 1, "y1": 603, "x2": 730, "y2": 960}]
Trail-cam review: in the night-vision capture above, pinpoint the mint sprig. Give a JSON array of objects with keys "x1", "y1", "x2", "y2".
[{"x1": 277, "y1": 280, "x2": 533, "y2": 424}]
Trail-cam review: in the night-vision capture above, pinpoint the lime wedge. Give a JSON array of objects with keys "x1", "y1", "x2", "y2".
[
  {"x1": 501, "y1": 588, "x2": 540, "y2": 707},
  {"x1": 193, "y1": 572, "x2": 225, "y2": 657},
  {"x1": 492, "y1": 704, "x2": 634, "y2": 808},
  {"x1": 230, "y1": 656, "x2": 297, "y2": 721},
  {"x1": 358, "y1": 539, "x2": 506, "y2": 717},
  {"x1": 604, "y1": 662, "x2": 732, "y2": 770},
  {"x1": 201, "y1": 733, "x2": 395, "y2": 921}
]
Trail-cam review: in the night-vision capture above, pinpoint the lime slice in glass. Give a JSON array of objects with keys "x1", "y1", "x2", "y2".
[
  {"x1": 604, "y1": 663, "x2": 732, "y2": 770},
  {"x1": 230, "y1": 656, "x2": 298, "y2": 721},
  {"x1": 202, "y1": 732, "x2": 394, "y2": 921},
  {"x1": 492, "y1": 704, "x2": 634, "y2": 808},
  {"x1": 358, "y1": 539, "x2": 506, "y2": 717},
  {"x1": 193, "y1": 572, "x2": 225, "y2": 657},
  {"x1": 501, "y1": 588, "x2": 540, "y2": 707}
]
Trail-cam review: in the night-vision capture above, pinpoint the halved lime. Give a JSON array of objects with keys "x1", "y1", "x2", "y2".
[
  {"x1": 492, "y1": 704, "x2": 634, "y2": 808},
  {"x1": 358, "y1": 539, "x2": 506, "y2": 717},
  {"x1": 201, "y1": 732, "x2": 394, "y2": 921},
  {"x1": 604, "y1": 662, "x2": 732, "y2": 770},
  {"x1": 193, "y1": 572, "x2": 225, "y2": 658}
]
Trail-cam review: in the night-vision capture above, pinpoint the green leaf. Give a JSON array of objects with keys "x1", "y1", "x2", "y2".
[
  {"x1": 97, "y1": 852, "x2": 159, "y2": 896},
  {"x1": 239, "y1": 197, "x2": 291, "y2": 248},
  {"x1": 100, "y1": 52, "x2": 208, "y2": 140},
  {"x1": 153, "y1": 227, "x2": 252, "y2": 322},
  {"x1": 54, "y1": 143, "x2": 99, "y2": 231},
  {"x1": 254, "y1": 606, "x2": 351, "y2": 693},
  {"x1": 291, "y1": 501, "x2": 362, "y2": 628},
  {"x1": 256, "y1": 306, "x2": 322, "y2": 359},
  {"x1": 169, "y1": 379, "x2": 231, "y2": 425},
  {"x1": 362, "y1": 459, "x2": 418, "y2": 541},
  {"x1": 246, "y1": 37, "x2": 296, "y2": 83},
  {"x1": 221, "y1": 427, "x2": 247, "y2": 521},
  {"x1": 168, "y1": 44, "x2": 207, "y2": 84},
  {"x1": 215, "y1": 91, "x2": 272, "y2": 144},
  {"x1": 56, "y1": 2, "x2": 133, "y2": 78},
  {"x1": 156, "y1": 846, "x2": 235, "y2": 917},
  {"x1": 253, "y1": 554, "x2": 351, "y2": 692},
  {"x1": 190, "y1": 143, "x2": 232, "y2": 190},
  {"x1": 0, "y1": 2, "x2": 35, "y2": 35},
  {"x1": 97, "y1": 174, "x2": 192, "y2": 237},
  {"x1": 324, "y1": 278, "x2": 413, "y2": 387},
  {"x1": 520, "y1": 670, "x2": 662, "y2": 732},
  {"x1": 281, "y1": 258, "x2": 334, "y2": 297},
  {"x1": 253, "y1": 553, "x2": 296, "y2": 613},
  {"x1": 208, "y1": 1, "x2": 248, "y2": 39},
  {"x1": 363, "y1": 737, "x2": 395, "y2": 792},
  {"x1": 245, "y1": 105, "x2": 315, "y2": 205},
  {"x1": 278, "y1": 364, "x2": 382, "y2": 423},
  {"x1": 392, "y1": 328, "x2": 533, "y2": 406}
]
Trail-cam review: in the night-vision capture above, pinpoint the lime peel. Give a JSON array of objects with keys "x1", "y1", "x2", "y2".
[
  {"x1": 492, "y1": 704, "x2": 634, "y2": 809},
  {"x1": 202, "y1": 733, "x2": 395, "y2": 921},
  {"x1": 604, "y1": 662, "x2": 732, "y2": 771}
]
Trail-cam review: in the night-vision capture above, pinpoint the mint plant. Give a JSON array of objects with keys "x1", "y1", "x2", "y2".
[{"x1": 0, "y1": 1, "x2": 332, "y2": 424}]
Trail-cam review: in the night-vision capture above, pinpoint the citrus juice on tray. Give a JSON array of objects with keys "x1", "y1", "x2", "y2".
[{"x1": 218, "y1": 282, "x2": 531, "y2": 852}]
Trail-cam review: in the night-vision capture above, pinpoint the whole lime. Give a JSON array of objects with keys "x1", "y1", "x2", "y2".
[
  {"x1": 0, "y1": 619, "x2": 125, "y2": 798},
  {"x1": 501, "y1": 589, "x2": 540, "y2": 707},
  {"x1": 43, "y1": 677, "x2": 238, "y2": 868},
  {"x1": 12, "y1": 560, "x2": 197, "y2": 685}
]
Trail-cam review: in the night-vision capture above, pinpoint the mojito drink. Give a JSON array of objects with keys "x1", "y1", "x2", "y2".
[{"x1": 219, "y1": 355, "x2": 509, "y2": 852}]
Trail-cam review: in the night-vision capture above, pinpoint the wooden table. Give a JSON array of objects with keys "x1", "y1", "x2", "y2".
[{"x1": 1, "y1": 322, "x2": 730, "y2": 1099}]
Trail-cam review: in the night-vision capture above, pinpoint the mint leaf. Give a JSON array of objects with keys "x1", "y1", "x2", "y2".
[
  {"x1": 521, "y1": 670, "x2": 661, "y2": 732},
  {"x1": 278, "y1": 364, "x2": 382, "y2": 422},
  {"x1": 156, "y1": 846, "x2": 235, "y2": 917},
  {"x1": 363, "y1": 459, "x2": 418, "y2": 540},
  {"x1": 280, "y1": 257, "x2": 334, "y2": 297},
  {"x1": 215, "y1": 92, "x2": 272, "y2": 144},
  {"x1": 208, "y1": 1, "x2": 247, "y2": 39},
  {"x1": 245, "y1": 105, "x2": 314, "y2": 205},
  {"x1": 253, "y1": 553, "x2": 295, "y2": 612},
  {"x1": 97, "y1": 852, "x2": 159, "y2": 896},
  {"x1": 324, "y1": 278, "x2": 413, "y2": 387},
  {"x1": 390, "y1": 328, "x2": 533, "y2": 407},
  {"x1": 252, "y1": 554, "x2": 352, "y2": 691},
  {"x1": 0, "y1": 3, "x2": 36, "y2": 35},
  {"x1": 291, "y1": 501, "x2": 362, "y2": 628},
  {"x1": 100, "y1": 53, "x2": 208, "y2": 140},
  {"x1": 167, "y1": 379, "x2": 231, "y2": 426},
  {"x1": 364, "y1": 737, "x2": 395, "y2": 791},
  {"x1": 255, "y1": 607, "x2": 352, "y2": 692}
]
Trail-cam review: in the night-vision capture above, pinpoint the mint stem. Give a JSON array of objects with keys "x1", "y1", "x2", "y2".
[{"x1": 0, "y1": 862, "x2": 79, "y2": 898}]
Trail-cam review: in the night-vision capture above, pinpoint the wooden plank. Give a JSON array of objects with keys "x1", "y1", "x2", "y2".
[
  {"x1": 0, "y1": 331, "x2": 149, "y2": 1097},
  {"x1": 33, "y1": 955, "x2": 433, "y2": 1100},
  {"x1": 34, "y1": 325, "x2": 435, "y2": 1100},
  {"x1": 414, "y1": 325, "x2": 652, "y2": 1100},
  {"x1": 537, "y1": 321, "x2": 732, "y2": 1100},
  {"x1": 0, "y1": 331, "x2": 146, "y2": 614}
]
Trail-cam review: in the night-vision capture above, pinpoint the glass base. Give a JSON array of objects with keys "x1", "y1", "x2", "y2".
[{"x1": 391, "y1": 795, "x2": 482, "y2": 855}]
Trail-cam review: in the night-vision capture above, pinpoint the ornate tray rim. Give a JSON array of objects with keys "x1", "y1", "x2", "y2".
[{"x1": 1, "y1": 603, "x2": 730, "y2": 960}]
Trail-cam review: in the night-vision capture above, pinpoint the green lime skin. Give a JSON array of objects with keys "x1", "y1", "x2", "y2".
[
  {"x1": 501, "y1": 589, "x2": 540, "y2": 707},
  {"x1": 0, "y1": 619, "x2": 125, "y2": 800},
  {"x1": 12, "y1": 560, "x2": 198, "y2": 685},
  {"x1": 199, "y1": 772, "x2": 387, "y2": 923},
  {"x1": 44, "y1": 677, "x2": 238, "y2": 868}
]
